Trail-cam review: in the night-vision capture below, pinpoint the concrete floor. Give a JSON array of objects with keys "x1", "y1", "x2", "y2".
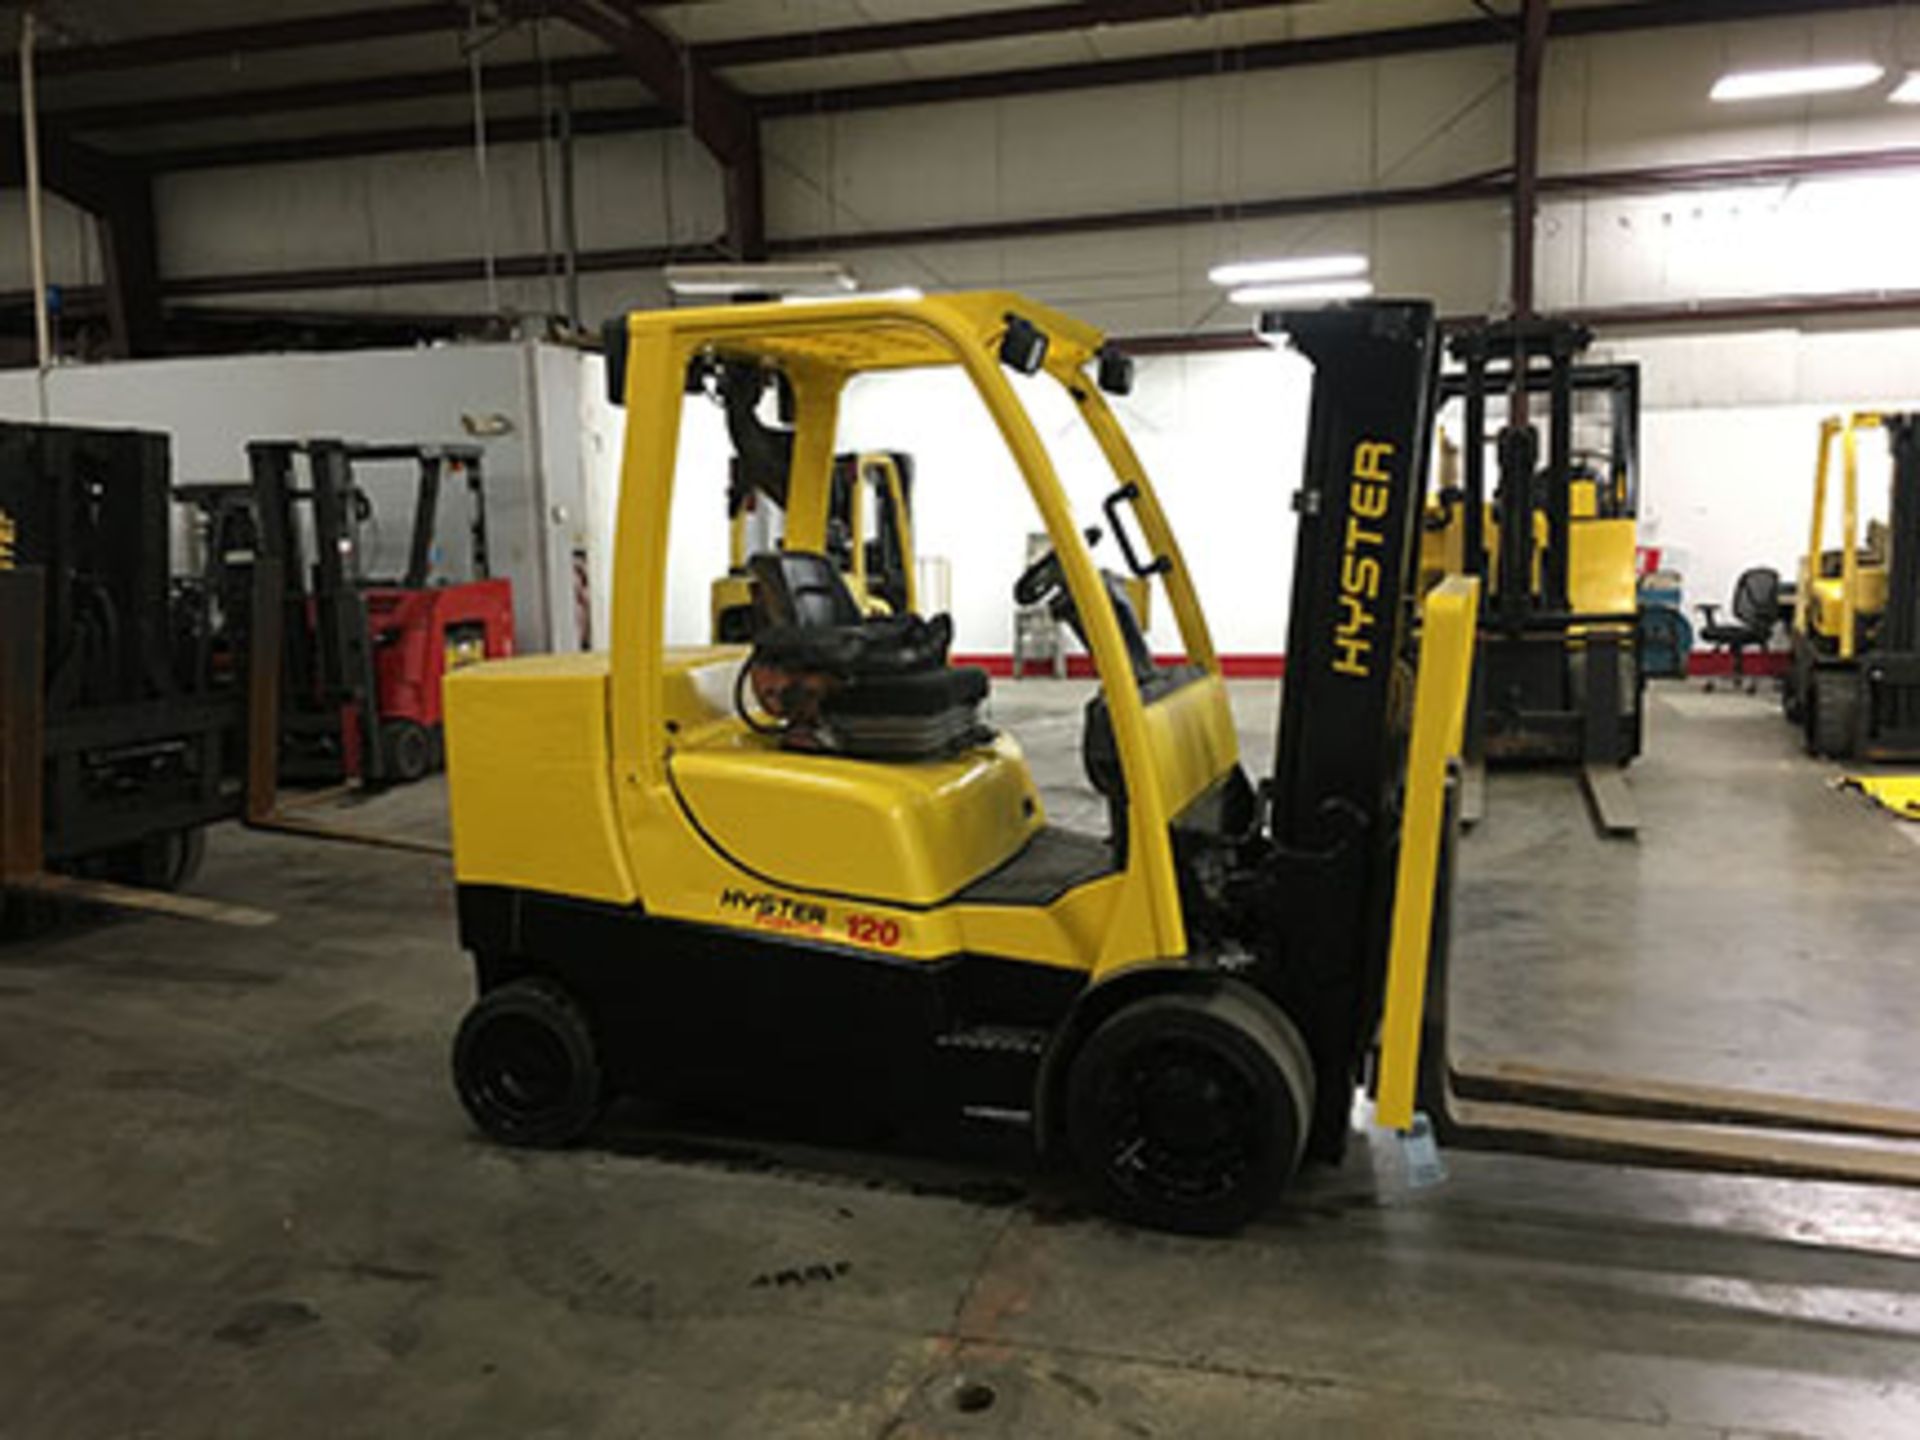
[{"x1": 5, "y1": 679, "x2": 1920, "y2": 1437}]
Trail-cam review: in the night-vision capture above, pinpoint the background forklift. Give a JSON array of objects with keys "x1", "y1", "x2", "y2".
[
  {"x1": 247, "y1": 439, "x2": 515, "y2": 786},
  {"x1": 2, "y1": 427, "x2": 480, "y2": 937},
  {"x1": 711, "y1": 448, "x2": 916, "y2": 641},
  {"x1": 0, "y1": 422, "x2": 252, "y2": 929},
  {"x1": 1786, "y1": 412, "x2": 1920, "y2": 759},
  {"x1": 1422, "y1": 320, "x2": 1645, "y2": 834}
]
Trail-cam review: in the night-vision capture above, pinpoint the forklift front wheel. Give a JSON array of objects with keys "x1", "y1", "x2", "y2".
[
  {"x1": 385, "y1": 721, "x2": 434, "y2": 784},
  {"x1": 1064, "y1": 984, "x2": 1315, "y2": 1236},
  {"x1": 452, "y1": 978, "x2": 604, "y2": 1148}
]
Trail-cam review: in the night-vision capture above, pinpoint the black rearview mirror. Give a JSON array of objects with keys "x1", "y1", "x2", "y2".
[{"x1": 999, "y1": 313, "x2": 1049, "y2": 375}]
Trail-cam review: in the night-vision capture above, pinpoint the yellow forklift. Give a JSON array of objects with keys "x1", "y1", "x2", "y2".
[
  {"x1": 1786, "y1": 411, "x2": 1920, "y2": 759},
  {"x1": 440, "y1": 292, "x2": 1920, "y2": 1234},
  {"x1": 711, "y1": 448, "x2": 916, "y2": 641},
  {"x1": 1419, "y1": 322, "x2": 1644, "y2": 834}
]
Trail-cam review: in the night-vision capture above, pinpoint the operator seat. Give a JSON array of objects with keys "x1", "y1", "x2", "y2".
[{"x1": 743, "y1": 550, "x2": 992, "y2": 759}]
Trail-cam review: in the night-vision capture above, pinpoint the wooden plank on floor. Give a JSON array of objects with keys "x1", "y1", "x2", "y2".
[
  {"x1": 251, "y1": 811, "x2": 452, "y2": 857},
  {"x1": 14, "y1": 872, "x2": 276, "y2": 927},
  {"x1": 1445, "y1": 1093, "x2": 1920, "y2": 1187},
  {"x1": 1453, "y1": 1057, "x2": 1920, "y2": 1139},
  {"x1": 1582, "y1": 764, "x2": 1638, "y2": 838}
]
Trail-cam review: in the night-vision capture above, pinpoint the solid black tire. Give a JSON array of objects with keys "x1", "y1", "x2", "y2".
[
  {"x1": 384, "y1": 720, "x2": 433, "y2": 784},
  {"x1": 452, "y1": 978, "x2": 604, "y2": 1148},
  {"x1": 101, "y1": 828, "x2": 206, "y2": 892},
  {"x1": 1064, "y1": 983, "x2": 1315, "y2": 1236},
  {"x1": 1809, "y1": 671, "x2": 1862, "y2": 759}
]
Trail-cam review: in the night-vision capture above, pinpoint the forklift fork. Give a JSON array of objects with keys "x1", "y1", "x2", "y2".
[
  {"x1": 1376, "y1": 580, "x2": 1920, "y2": 1189},
  {"x1": 1416, "y1": 883, "x2": 1920, "y2": 1186}
]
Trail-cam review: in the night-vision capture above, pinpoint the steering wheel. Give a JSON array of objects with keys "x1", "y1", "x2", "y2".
[{"x1": 1014, "y1": 525, "x2": 1102, "y2": 608}]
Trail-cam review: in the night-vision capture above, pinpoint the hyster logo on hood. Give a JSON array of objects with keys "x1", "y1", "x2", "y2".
[{"x1": 720, "y1": 887, "x2": 828, "y2": 934}]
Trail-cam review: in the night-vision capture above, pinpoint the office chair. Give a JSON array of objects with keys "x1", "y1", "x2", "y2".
[{"x1": 1696, "y1": 566, "x2": 1781, "y2": 693}]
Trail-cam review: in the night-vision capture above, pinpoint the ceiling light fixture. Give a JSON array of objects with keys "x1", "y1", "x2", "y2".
[
  {"x1": 1709, "y1": 62, "x2": 1884, "y2": 102},
  {"x1": 664, "y1": 263, "x2": 857, "y2": 298},
  {"x1": 1227, "y1": 278, "x2": 1375, "y2": 307},
  {"x1": 1207, "y1": 253, "x2": 1369, "y2": 287}
]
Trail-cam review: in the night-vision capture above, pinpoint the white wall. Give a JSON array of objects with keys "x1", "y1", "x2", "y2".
[{"x1": 0, "y1": 191, "x2": 101, "y2": 295}]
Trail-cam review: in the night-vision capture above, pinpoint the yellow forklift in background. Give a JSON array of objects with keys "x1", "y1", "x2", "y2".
[
  {"x1": 438, "y1": 292, "x2": 1920, "y2": 1235},
  {"x1": 1786, "y1": 411, "x2": 1920, "y2": 759},
  {"x1": 711, "y1": 449, "x2": 916, "y2": 641},
  {"x1": 1420, "y1": 322, "x2": 1644, "y2": 834}
]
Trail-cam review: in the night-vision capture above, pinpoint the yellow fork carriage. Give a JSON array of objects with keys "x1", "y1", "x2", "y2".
[{"x1": 440, "y1": 293, "x2": 1920, "y2": 1234}]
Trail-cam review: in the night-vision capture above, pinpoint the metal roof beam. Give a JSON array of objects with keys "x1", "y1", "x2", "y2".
[
  {"x1": 699, "y1": 0, "x2": 1309, "y2": 69},
  {"x1": 19, "y1": 1, "x2": 681, "y2": 75},
  {"x1": 137, "y1": 106, "x2": 674, "y2": 171},
  {"x1": 538, "y1": 0, "x2": 764, "y2": 257}
]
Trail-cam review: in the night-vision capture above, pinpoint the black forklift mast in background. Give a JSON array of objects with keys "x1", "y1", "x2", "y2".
[
  {"x1": 1441, "y1": 319, "x2": 1645, "y2": 835},
  {"x1": 247, "y1": 439, "x2": 489, "y2": 788},
  {"x1": 0, "y1": 423, "x2": 249, "y2": 900},
  {"x1": 1890, "y1": 417, "x2": 1920, "y2": 658}
]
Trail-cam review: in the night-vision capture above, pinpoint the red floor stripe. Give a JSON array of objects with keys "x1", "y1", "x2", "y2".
[{"x1": 957, "y1": 651, "x2": 1785, "y2": 680}]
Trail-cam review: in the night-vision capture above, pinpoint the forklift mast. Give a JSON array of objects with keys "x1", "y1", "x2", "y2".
[
  {"x1": 1888, "y1": 416, "x2": 1920, "y2": 656},
  {"x1": 247, "y1": 439, "x2": 494, "y2": 786},
  {"x1": 1444, "y1": 320, "x2": 1609, "y2": 622},
  {"x1": 1256, "y1": 301, "x2": 1440, "y2": 1155}
]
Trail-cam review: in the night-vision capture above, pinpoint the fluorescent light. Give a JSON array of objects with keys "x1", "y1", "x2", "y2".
[
  {"x1": 783, "y1": 285, "x2": 925, "y2": 306},
  {"x1": 664, "y1": 262, "x2": 857, "y2": 297},
  {"x1": 1227, "y1": 278, "x2": 1375, "y2": 307},
  {"x1": 1710, "y1": 62, "x2": 1883, "y2": 102},
  {"x1": 1891, "y1": 72, "x2": 1920, "y2": 103},
  {"x1": 1208, "y1": 253, "x2": 1368, "y2": 287}
]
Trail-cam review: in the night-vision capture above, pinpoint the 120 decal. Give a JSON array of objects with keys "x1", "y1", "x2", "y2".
[{"x1": 846, "y1": 914, "x2": 902, "y2": 948}]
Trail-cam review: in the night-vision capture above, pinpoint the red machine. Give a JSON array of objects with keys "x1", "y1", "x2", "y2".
[
  {"x1": 360, "y1": 577, "x2": 515, "y2": 777},
  {"x1": 249, "y1": 440, "x2": 515, "y2": 786}
]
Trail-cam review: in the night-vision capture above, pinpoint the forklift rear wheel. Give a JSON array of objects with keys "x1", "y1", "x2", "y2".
[
  {"x1": 452, "y1": 978, "x2": 603, "y2": 1148},
  {"x1": 1065, "y1": 984, "x2": 1315, "y2": 1235},
  {"x1": 385, "y1": 720, "x2": 433, "y2": 784}
]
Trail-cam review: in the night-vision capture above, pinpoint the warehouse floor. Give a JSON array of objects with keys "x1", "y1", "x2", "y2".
[{"x1": 4, "y1": 680, "x2": 1920, "y2": 1438}]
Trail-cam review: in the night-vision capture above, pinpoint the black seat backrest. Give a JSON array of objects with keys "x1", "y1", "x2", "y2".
[
  {"x1": 749, "y1": 550, "x2": 864, "y2": 630},
  {"x1": 1732, "y1": 566, "x2": 1782, "y2": 632}
]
